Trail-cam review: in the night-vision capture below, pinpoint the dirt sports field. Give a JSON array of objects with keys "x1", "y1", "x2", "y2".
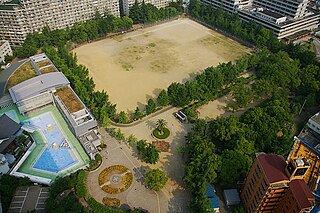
[{"x1": 73, "y1": 18, "x2": 251, "y2": 112}]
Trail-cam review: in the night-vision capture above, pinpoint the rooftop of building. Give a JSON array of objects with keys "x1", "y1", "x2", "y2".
[
  {"x1": 257, "y1": 153, "x2": 289, "y2": 183},
  {"x1": 54, "y1": 86, "x2": 84, "y2": 113},
  {"x1": 310, "y1": 111, "x2": 320, "y2": 124},
  {"x1": 0, "y1": 0, "x2": 20, "y2": 11},
  {"x1": 289, "y1": 179, "x2": 314, "y2": 210},
  {"x1": 9, "y1": 72, "x2": 69, "y2": 103},
  {"x1": 297, "y1": 130, "x2": 320, "y2": 156},
  {"x1": 0, "y1": 114, "x2": 20, "y2": 139}
]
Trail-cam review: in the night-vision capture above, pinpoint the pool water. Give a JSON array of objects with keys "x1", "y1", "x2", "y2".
[{"x1": 28, "y1": 112, "x2": 78, "y2": 173}]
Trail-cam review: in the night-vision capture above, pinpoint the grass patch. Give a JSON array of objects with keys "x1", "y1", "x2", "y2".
[
  {"x1": 153, "y1": 128, "x2": 170, "y2": 139},
  {"x1": 6, "y1": 61, "x2": 37, "y2": 90},
  {"x1": 36, "y1": 59, "x2": 51, "y2": 68},
  {"x1": 55, "y1": 87, "x2": 83, "y2": 113},
  {"x1": 40, "y1": 65, "x2": 56, "y2": 74}
]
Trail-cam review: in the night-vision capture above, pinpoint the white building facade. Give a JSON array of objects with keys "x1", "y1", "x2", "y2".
[
  {"x1": 307, "y1": 112, "x2": 320, "y2": 135},
  {"x1": 0, "y1": 40, "x2": 12, "y2": 63},
  {"x1": 200, "y1": 0, "x2": 320, "y2": 39},
  {"x1": 0, "y1": 0, "x2": 120, "y2": 46}
]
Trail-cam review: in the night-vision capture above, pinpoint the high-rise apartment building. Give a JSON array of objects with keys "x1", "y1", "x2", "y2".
[
  {"x1": 200, "y1": 0, "x2": 320, "y2": 39},
  {"x1": 122, "y1": 0, "x2": 173, "y2": 16},
  {"x1": 0, "y1": 0, "x2": 175, "y2": 46},
  {"x1": 0, "y1": 0, "x2": 121, "y2": 46},
  {"x1": 241, "y1": 153, "x2": 315, "y2": 213},
  {"x1": 0, "y1": 40, "x2": 12, "y2": 63}
]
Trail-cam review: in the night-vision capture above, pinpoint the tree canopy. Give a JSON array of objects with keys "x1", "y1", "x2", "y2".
[{"x1": 145, "y1": 169, "x2": 168, "y2": 191}]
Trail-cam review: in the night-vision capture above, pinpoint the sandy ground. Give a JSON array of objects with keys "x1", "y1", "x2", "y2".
[{"x1": 73, "y1": 18, "x2": 251, "y2": 112}]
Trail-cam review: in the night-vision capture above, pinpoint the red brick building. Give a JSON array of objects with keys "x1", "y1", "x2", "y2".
[{"x1": 241, "y1": 153, "x2": 315, "y2": 213}]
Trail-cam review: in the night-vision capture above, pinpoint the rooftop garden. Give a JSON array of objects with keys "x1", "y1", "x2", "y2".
[
  {"x1": 35, "y1": 59, "x2": 51, "y2": 68},
  {"x1": 55, "y1": 87, "x2": 84, "y2": 113},
  {"x1": 6, "y1": 61, "x2": 37, "y2": 91},
  {"x1": 40, "y1": 66, "x2": 56, "y2": 74}
]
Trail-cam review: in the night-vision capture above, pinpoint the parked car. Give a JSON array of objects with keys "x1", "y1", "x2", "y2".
[{"x1": 174, "y1": 110, "x2": 187, "y2": 122}]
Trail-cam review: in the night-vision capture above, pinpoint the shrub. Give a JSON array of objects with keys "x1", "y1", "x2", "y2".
[
  {"x1": 75, "y1": 171, "x2": 87, "y2": 198},
  {"x1": 122, "y1": 173, "x2": 133, "y2": 189},
  {"x1": 88, "y1": 154, "x2": 102, "y2": 171},
  {"x1": 102, "y1": 197, "x2": 121, "y2": 208},
  {"x1": 153, "y1": 128, "x2": 170, "y2": 139}
]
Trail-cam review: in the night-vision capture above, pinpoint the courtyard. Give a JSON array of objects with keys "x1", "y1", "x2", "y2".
[
  {"x1": 73, "y1": 18, "x2": 251, "y2": 111},
  {"x1": 87, "y1": 107, "x2": 192, "y2": 212}
]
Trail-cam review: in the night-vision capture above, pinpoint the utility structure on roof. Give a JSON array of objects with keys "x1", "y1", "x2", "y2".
[{"x1": 241, "y1": 153, "x2": 315, "y2": 213}]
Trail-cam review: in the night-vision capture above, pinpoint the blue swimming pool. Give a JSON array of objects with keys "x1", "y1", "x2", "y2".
[{"x1": 29, "y1": 112, "x2": 78, "y2": 173}]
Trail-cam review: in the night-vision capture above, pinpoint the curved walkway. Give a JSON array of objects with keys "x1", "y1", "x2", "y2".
[
  {"x1": 110, "y1": 106, "x2": 174, "y2": 127},
  {"x1": 0, "y1": 60, "x2": 27, "y2": 97}
]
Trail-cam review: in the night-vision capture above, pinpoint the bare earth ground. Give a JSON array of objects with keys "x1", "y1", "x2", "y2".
[
  {"x1": 198, "y1": 71, "x2": 255, "y2": 120},
  {"x1": 73, "y1": 18, "x2": 251, "y2": 112}
]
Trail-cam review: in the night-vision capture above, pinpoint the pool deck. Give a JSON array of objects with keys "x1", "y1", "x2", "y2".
[{"x1": 0, "y1": 105, "x2": 90, "y2": 180}]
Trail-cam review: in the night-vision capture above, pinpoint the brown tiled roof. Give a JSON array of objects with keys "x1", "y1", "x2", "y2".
[
  {"x1": 257, "y1": 154, "x2": 289, "y2": 183},
  {"x1": 289, "y1": 179, "x2": 314, "y2": 210}
]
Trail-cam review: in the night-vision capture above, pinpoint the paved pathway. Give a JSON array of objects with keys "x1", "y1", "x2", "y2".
[
  {"x1": 0, "y1": 60, "x2": 26, "y2": 97},
  {"x1": 87, "y1": 128, "x2": 162, "y2": 212},
  {"x1": 110, "y1": 106, "x2": 174, "y2": 127}
]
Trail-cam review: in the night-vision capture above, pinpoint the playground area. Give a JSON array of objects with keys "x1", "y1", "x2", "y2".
[
  {"x1": 0, "y1": 105, "x2": 89, "y2": 181},
  {"x1": 74, "y1": 18, "x2": 251, "y2": 111}
]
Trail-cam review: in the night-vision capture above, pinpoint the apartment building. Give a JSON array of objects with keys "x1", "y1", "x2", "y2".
[
  {"x1": 122, "y1": 0, "x2": 173, "y2": 16},
  {"x1": 0, "y1": 0, "x2": 120, "y2": 46},
  {"x1": 241, "y1": 153, "x2": 315, "y2": 213},
  {"x1": 287, "y1": 134, "x2": 320, "y2": 198},
  {"x1": 201, "y1": 0, "x2": 320, "y2": 39},
  {"x1": 0, "y1": 40, "x2": 12, "y2": 63}
]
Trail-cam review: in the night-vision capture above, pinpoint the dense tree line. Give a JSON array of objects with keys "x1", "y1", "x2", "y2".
[
  {"x1": 129, "y1": 0, "x2": 182, "y2": 24},
  {"x1": 15, "y1": 11, "x2": 133, "y2": 58}
]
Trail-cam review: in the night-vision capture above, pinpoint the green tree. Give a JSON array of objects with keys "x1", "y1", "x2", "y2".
[
  {"x1": 155, "y1": 118, "x2": 167, "y2": 134},
  {"x1": 145, "y1": 169, "x2": 168, "y2": 191},
  {"x1": 136, "y1": 140, "x2": 160, "y2": 164},
  {"x1": 156, "y1": 90, "x2": 169, "y2": 106},
  {"x1": 167, "y1": 82, "x2": 191, "y2": 106},
  {"x1": 146, "y1": 99, "x2": 156, "y2": 114},
  {"x1": 127, "y1": 134, "x2": 137, "y2": 145},
  {"x1": 118, "y1": 111, "x2": 128, "y2": 123},
  {"x1": 219, "y1": 150, "x2": 252, "y2": 185},
  {"x1": 133, "y1": 107, "x2": 144, "y2": 120},
  {"x1": 116, "y1": 128, "x2": 125, "y2": 141}
]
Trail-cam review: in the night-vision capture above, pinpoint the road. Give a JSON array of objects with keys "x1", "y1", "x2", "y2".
[{"x1": 0, "y1": 60, "x2": 26, "y2": 97}]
